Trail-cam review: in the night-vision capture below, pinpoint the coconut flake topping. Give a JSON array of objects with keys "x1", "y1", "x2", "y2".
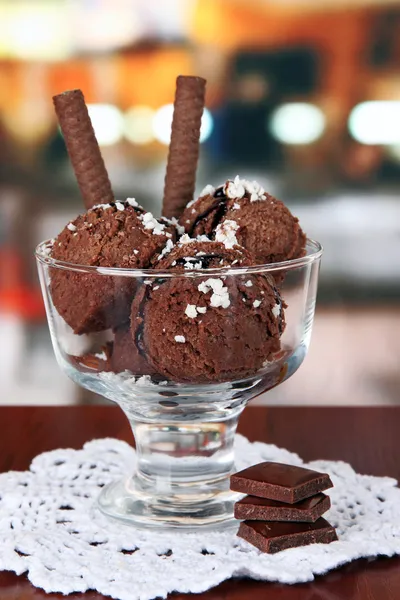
[
  {"x1": 91, "y1": 203, "x2": 111, "y2": 210},
  {"x1": 179, "y1": 234, "x2": 194, "y2": 245},
  {"x1": 185, "y1": 304, "x2": 198, "y2": 319},
  {"x1": 272, "y1": 303, "x2": 281, "y2": 318},
  {"x1": 183, "y1": 258, "x2": 203, "y2": 270},
  {"x1": 185, "y1": 304, "x2": 207, "y2": 318},
  {"x1": 178, "y1": 234, "x2": 211, "y2": 245},
  {"x1": 198, "y1": 278, "x2": 230, "y2": 309},
  {"x1": 199, "y1": 184, "x2": 216, "y2": 198},
  {"x1": 91, "y1": 198, "x2": 139, "y2": 212},
  {"x1": 169, "y1": 217, "x2": 185, "y2": 236},
  {"x1": 159, "y1": 238, "x2": 174, "y2": 259},
  {"x1": 139, "y1": 212, "x2": 166, "y2": 236},
  {"x1": 67, "y1": 223, "x2": 77, "y2": 232},
  {"x1": 224, "y1": 176, "x2": 245, "y2": 199},
  {"x1": 246, "y1": 180, "x2": 266, "y2": 201},
  {"x1": 43, "y1": 239, "x2": 55, "y2": 256},
  {"x1": 223, "y1": 176, "x2": 266, "y2": 202},
  {"x1": 215, "y1": 219, "x2": 239, "y2": 249},
  {"x1": 174, "y1": 335, "x2": 186, "y2": 343}
]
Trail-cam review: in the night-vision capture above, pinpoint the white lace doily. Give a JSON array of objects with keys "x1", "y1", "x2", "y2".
[{"x1": 1, "y1": 435, "x2": 400, "y2": 600}]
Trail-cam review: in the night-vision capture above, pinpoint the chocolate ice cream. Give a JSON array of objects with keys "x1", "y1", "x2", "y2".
[
  {"x1": 47, "y1": 83, "x2": 298, "y2": 386},
  {"x1": 180, "y1": 177, "x2": 306, "y2": 264},
  {"x1": 155, "y1": 234, "x2": 252, "y2": 270},
  {"x1": 50, "y1": 199, "x2": 175, "y2": 334},
  {"x1": 130, "y1": 238, "x2": 285, "y2": 382},
  {"x1": 111, "y1": 324, "x2": 155, "y2": 375},
  {"x1": 69, "y1": 343, "x2": 113, "y2": 373}
]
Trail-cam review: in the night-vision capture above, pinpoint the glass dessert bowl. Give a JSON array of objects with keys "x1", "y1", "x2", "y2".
[{"x1": 36, "y1": 238, "x2": 322, "y2": 530}]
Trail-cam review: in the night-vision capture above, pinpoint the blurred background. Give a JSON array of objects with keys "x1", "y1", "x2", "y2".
[{"x1": 0, "y1": 0, "x2": 399, "y2": 406}]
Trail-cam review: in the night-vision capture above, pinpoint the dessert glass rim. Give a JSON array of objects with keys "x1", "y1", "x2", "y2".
[{"x1": 35, "y1": 237, "x2": 323, "y2": 278}]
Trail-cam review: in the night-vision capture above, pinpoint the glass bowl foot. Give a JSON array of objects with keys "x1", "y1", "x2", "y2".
[{"x1": 97, "y1": 475, "x2": 239, "y2": 531}]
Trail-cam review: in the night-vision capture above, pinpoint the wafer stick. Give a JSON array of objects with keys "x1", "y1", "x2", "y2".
[
  {"x1": 162, "y1": 76, "x2": 206, "y2": 219},
  {"x1": 53, "y1": 89, "x2": 114, "y2": 209}
]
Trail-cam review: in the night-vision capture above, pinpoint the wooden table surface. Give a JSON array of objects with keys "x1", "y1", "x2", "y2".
[{"x1": 0, "y1": 405, "x2": 399, "y2": 600}]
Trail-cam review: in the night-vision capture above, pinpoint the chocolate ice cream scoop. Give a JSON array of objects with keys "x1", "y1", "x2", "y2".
[
  {"x1": 130, "y1": 239, "x2": 285, "y2": 382},
  {"x1": 50, "y1": 199, "x2": 175, "y2": 334},
  {"x1": 179, "y1": 177, "x2": 306, "y2": 264},
  {"x1": 111, "y1": 324, "x2": 156, "y2": 376}
]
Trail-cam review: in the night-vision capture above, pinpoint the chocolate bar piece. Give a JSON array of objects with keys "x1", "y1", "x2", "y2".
[
  {"x1": 238, "y1": 517, "x2": 337, "y2": 554},
  {"x1": 234, "y1": 492, "x2": 330, "y2": 523},
  {"x1": 230, "y1": 462, "x2": 333, "y2": 504}
]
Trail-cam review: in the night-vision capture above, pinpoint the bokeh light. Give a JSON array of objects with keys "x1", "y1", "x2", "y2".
[
  {"x1": 348, "y1": 101, "x2": 400, "y2": 145},
  {"x1": 269, "y1": 103, "x2": 326, "y2": 145},
  {"x1": 152, "y1": 104, "x2": 214, "y2": 145},
  {"x1": 124, "y1": 106, "x2": 155, "y2": 145},
  {"x1": 87, "y1": 104, "x2": 124, "y2": 147},
  {"x1": 0, "y1": 2, "x2": 70, "y2": 60}
]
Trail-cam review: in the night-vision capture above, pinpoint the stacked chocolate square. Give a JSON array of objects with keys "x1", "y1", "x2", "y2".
[{"x1": 231, "y1": 462, "x2": 338, "y2": 554}]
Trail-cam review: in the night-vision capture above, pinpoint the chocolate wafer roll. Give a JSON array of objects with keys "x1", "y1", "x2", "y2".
[
  {"x1": 53, "y1": 89, "x2": 114, "y2": 209},
  {"x1": 162, "y1": 76, "x2": 206, "y2": 219}
]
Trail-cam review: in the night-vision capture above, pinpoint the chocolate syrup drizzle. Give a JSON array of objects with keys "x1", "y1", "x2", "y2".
[
  {"x1": 134, "y1": 281, "x2": 164, "y2": 359},
  {"x1": 273, "y1": 285, "x2": 284, "y2": 334},
  {"x1": 174, "y1": 253, "x2": 226, "y2": 269},
  {"x1": 188, "y1": 186, "x2": 229, "y2": 236}
]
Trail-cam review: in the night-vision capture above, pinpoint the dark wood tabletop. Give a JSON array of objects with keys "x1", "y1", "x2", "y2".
[{"x1": 0, "y1": 405, "x2": 399, "y2": 600}]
